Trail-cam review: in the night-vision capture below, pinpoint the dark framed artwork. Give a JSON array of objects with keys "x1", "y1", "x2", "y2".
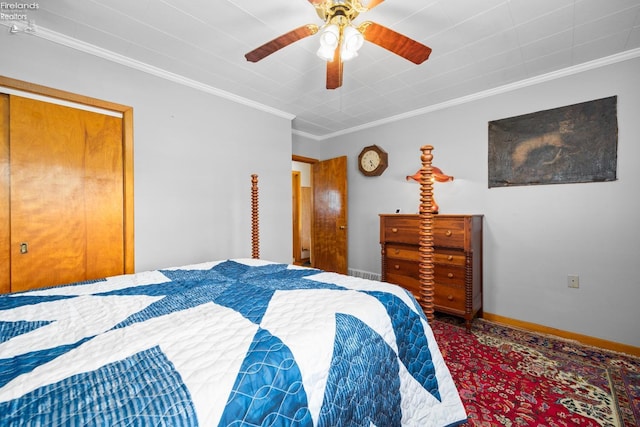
[{"x1": 488, "y1": 96, "x2": 618, "y2": 188}]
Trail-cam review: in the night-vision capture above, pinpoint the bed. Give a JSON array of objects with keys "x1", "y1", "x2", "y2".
[{"x1": 0, "y1": 146, "x2": 466, "y2": 426}]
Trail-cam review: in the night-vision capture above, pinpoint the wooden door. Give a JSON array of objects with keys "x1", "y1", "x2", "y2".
[
  {"x1": 312, "y1": 156, "x2": 348, "y2": 274},
  {"x1": 8, "y1": 95, "x2": 125, "y2": 292},
  {"x1": 0, "y1": 94, "x2": 9, "y2": 293}
]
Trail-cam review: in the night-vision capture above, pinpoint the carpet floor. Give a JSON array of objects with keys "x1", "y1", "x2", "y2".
[{"x1": 431, "y1": 316, "x2": 640, "y2": 426}]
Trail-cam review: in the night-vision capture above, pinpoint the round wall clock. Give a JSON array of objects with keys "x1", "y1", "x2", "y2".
[{"x1": 358, "y1": 145, "x2": 388, "y2": 176}]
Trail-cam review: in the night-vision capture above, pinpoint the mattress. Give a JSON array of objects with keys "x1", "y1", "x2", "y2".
[{"x1": 0, "y1": 258, "x2": 466, "y2": 426}]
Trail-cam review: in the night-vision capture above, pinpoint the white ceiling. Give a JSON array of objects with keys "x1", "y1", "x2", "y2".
[{"x1": 5, "y1": 0, "x2": 640, "y2": 139}]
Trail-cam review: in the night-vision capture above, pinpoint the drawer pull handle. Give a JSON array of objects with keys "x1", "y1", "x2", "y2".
[
  {"x1": 447, "y1": 273, "x2": 454, "y2": 278},
  {"x1": 447, "y1": 295, "x2": 454, "y2": 301},
  {"x1": 447, "y1": 255, "x2": 453, "y2": 261},
  {"x1": 394, "y1": 264, "x2": 400, "y2": 270},
  {"x1": 394, "y1": 249, "x2": 400, "y2": 255},
  {"x1": 445, "y1": 230, "x2": 452, "y2": 237},
  {"x1": 391, "y1": 228, "x2": 398, "y2": 233}
]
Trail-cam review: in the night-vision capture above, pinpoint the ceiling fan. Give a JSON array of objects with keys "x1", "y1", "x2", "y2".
[{"x1": 244, "y1": 0, "x2": 432, "y2": 90}]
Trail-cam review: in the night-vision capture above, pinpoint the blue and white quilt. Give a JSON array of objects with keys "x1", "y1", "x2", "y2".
[{"x1": 0, "y1": 258, "x2": 466, "y2": 426}]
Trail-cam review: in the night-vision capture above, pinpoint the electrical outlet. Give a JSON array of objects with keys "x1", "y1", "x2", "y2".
[{"x1": 568, "y1": 275, "x2": 579, "y2": 288}]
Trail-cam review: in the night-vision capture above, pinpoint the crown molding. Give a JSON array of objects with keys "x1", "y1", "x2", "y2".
[
  {"x1": 297, "y1": 47, "x2": 640, "y2": 141},
  {"x1": 23, "y1": 24, "x2": 295, "y2": 121},
  {"x1": 11, "y1": 22, "x2": 639, "y2": 140}
]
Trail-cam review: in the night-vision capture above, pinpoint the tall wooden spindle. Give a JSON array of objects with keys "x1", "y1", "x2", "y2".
[
  {"x1": 251, "y1": 174, "x2": 260, "y2": 259},
  {"x1": 418, "y1": 145, "x2": 436, "y2": 322}
]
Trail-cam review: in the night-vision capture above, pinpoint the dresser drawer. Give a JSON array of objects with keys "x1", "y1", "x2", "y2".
[
  {"x1": 433, "y1": 217, "x2": 465, "y2": 248},
  {"x1": 434, "y1": 264, "x2": 466, "y2": 287},
  {"x1": 381, "y1": 216, "x2": 419, "y2": 245},
  {"x1": 385, "y1": 258, "x2": 419, "y2": 280},
  {"x1": 435, "y1": 285, "x2": 466, "y2": 311},
  {"x1": 384, "y1": 244, "x2": 420, "y2": 262},
  {"x1": 434, "y1": 249, "x2": 465, "y2": 266}
]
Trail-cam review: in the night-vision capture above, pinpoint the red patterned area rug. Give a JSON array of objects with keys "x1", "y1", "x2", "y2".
[{"x1": 431, "y1": 316, "x2": 640, "y2": 426}]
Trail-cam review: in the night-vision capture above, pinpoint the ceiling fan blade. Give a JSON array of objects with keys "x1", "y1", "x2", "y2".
[
  {"x1": 326, "y1": 49, "x2": 343, "y2": 89},
  {"x1": 363, "y1": 0, "x2": 385, "y2": 10},
  {"x1": 245, "y1": 24, "x2": 319, "y2": 62},
  {"x1": 359, "y1": 21, "x2": 432, "y2": 64}
]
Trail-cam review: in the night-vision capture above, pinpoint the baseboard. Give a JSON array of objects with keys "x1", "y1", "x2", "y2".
[{"x1": 482, "y1": 312, "x2": 640, "y2": 357}]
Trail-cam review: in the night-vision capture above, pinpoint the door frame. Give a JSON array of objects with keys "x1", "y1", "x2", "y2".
[
  {"x1": 0, "y1": 75, "x2": 134, "y2": 292},
  {"x1": 291, "y1": 170, "x2": 302, "y2": 264},
  {"x1": 292, "y1": 155, "x2": 317, "y2": 266}
]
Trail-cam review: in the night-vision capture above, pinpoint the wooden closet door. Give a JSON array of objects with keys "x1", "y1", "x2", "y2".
[
  {"x1": 9, "y1": 95, "x2": 124, "y2": 292},
  {"x1": 0, "y1": 95, "x2": 9, "y2": 294}
]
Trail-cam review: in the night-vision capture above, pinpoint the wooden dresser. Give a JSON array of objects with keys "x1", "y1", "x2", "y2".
[{"x1": 380, "y1": 214, "x2": 483, "y2": 329}]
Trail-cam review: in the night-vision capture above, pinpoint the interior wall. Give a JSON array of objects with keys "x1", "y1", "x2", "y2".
[
  {"x1": 293, "y1": 57, "x2": 640, "y2": 348},
  {"x1": 292, "y1": 161, "x2": 311, "y2": 187},
  {"x1": 1, "y1": 32, "x2": 293, "y2": 271}
]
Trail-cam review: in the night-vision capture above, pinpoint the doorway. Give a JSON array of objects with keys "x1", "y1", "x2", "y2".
[
  {"x1": 291, "y1": 154, "x2": 348, "y2": 274},
  {"x1": 292, "y1": 159, "x2": 312, "y2": 266}
]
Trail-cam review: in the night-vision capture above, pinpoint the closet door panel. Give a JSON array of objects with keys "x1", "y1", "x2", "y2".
[
  {"x1": 0, "y1": 95, "x2": 9, "y2": 294},
  {"x1": 9, "y1": 96, "x2": 124, "y2": 292},
  {"x1": 82, "y1": 103, "x2": 125, "y2": 280}
]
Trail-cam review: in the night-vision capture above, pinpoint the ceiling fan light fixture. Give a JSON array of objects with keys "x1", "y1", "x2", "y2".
[
  {"x1": 319, "y1": 24, "x2": 340, "y2": 48},
  {"x1": 317, "y1": 45, "x2": 335, "y2": 61},
  {"x1": 316, "y1": 24, "x2": 340, "y2": 60},
  {"x1": 341, "y1": 25, "x2": 364, "y2": 61}
]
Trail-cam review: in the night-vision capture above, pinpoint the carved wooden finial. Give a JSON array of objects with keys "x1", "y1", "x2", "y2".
[
  {"x1": 418, "y1": 145, "x2": 435, "y2": 322},
  {"x1": 251, "y1": 174, "x2": 260, "y2": 259}
]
